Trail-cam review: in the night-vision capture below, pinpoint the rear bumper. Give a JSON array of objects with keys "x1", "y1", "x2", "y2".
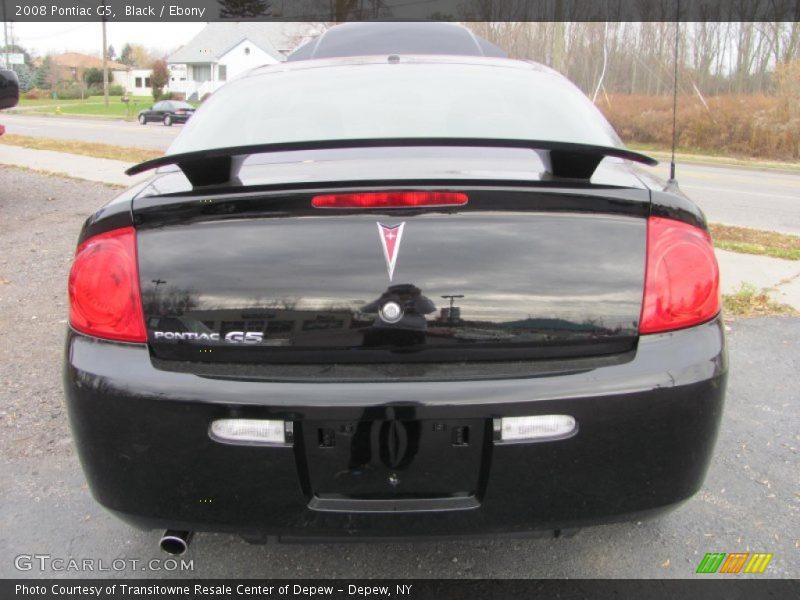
[{"x1": 64, "y1": 317, "x2": 727, "y2": 539}]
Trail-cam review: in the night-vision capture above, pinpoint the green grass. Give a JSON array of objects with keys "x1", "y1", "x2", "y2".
[
  {"x1": 58, "y1": 100, "x2": 150, "y2": 118},
  {"x1": 710, "y1": 224, "x2": 800, "y2": 261},
  {"x1": 628, "y1": 142, "x2": 800, "y2": 173},
  {"x1": 18, "y1": 97, "x2": 96, "y2": 106},
  {"x1": 723, "y1": 283, "x2": 797, "y2": 317},
  {"x1": 14, "y1": 95, "x2": 195, "y2": 119},
  {"x1": 19, "y1": 94, "x2": 152, "y2": 104},
  {"x1": 715, "y1": 240, "x2": 800, "y2": 261}
]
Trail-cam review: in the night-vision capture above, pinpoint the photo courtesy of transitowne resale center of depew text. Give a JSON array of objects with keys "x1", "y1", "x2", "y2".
[{"x1": 0, "y1": 1, "x2": 798, "y2": 599}]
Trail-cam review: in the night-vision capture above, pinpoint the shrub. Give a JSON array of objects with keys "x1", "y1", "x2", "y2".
[
  {"x1": 598, "y1": 92, "x2": 800, "y2": 161},
  {"x1": 86, "y1": 84, "x2": 124, "y2": 97},
  {"x1": 54, "y1": 82, "x2": 86, "y2": 100},
  {"x1": 157, "y1": 91, "x2": 186, "y2": 101},
  {"x1": 83, "y1": 67, "x2": 104, "y2": 87},
  {"x1": 23, "y1": 88, "x2": 48, "y2": 100}
]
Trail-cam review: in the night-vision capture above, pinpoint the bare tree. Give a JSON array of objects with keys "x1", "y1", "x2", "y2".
[{"x1": 462, "y1": 20, "x2": 798, "y2": 98}]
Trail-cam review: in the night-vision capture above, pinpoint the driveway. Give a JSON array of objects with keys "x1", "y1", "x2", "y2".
[{"x1": 0, "y1": 167, "x2": 797, "y2": 578}]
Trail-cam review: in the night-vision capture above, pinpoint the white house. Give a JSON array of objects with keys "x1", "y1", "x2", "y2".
[
  {"x1": 166, "y1": 22, "x2": 314, "y2": 100},
  {"x1": 112, "y1": 68, "x2": 154, "y2": 96}
]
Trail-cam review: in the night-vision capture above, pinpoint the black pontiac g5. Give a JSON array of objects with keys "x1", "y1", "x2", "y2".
[{"x1": 64, "y1": 39, "x2": 726, "y2": 553}]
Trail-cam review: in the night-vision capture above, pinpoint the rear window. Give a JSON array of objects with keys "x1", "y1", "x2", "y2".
[
  {"x1": 288, "y1": 23, "x2": 506, "y2": 61},
  {"x1": 168, "y1": 61, "x2": 622, "y2": 155}
]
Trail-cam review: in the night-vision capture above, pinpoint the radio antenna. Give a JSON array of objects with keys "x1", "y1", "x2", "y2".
[{"x1": 668, "y1": 0, "x2": 681, "y2": 184}]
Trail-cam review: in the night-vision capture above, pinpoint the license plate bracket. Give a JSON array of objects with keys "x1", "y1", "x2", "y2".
[{"x1": 298, "y1": 418, "x2": 489, "y2": 503}]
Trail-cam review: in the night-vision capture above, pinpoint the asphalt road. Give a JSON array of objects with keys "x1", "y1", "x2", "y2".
[
  {"x1": 1, "y1": 113, "x2": 177, "y2": 150},
  {"x1": 0, "y1": 167, "x2": 797, "y2": 579},
  {"x1": 642, "y1": 162, "x2": 800, "y2": 236},
  {"x1": 2, "y1": 113, "x2": 799, "y2": 234}
]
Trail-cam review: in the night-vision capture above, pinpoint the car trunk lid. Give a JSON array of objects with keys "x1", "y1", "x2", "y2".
[{"x1": 134, "y1": 184, "x2": 648, "y2": 366}]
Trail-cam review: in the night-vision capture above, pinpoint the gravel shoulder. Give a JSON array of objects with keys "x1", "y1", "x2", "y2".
[
  {"x1": 0, "y1": 167, "x2": 116, "y2": 461},
  {"x1": 0, "y1": 167, "x2": 797, "y2": 579}
]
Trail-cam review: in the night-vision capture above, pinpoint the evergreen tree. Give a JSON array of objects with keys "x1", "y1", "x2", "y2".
[
  {"x1": 120, "y1": 43, "x2": 135, "y2": 66},
  {"x1": 34, "y1": 56, "x2": 55, "y2": 89},
  {"x1": 12, "y1": 63, "x2": 35, "y2": 91}
]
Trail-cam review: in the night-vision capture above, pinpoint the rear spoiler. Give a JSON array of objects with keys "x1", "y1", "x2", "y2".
[{"x1": 125, "y1": 138, "x2": 658, "y2": 188}]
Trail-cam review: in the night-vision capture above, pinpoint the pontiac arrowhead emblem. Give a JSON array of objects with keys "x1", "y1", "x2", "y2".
[{"x1": 377, "y1": 222, "x2": 405, "y2": 281}]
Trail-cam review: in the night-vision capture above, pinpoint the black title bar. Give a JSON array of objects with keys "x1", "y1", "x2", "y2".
[
  {"x1": 5, "y1": 579, "x2": 800, "y2": 600},
  {"x1": 5, "y1": 0, "x2": 800, "y2": 22}
]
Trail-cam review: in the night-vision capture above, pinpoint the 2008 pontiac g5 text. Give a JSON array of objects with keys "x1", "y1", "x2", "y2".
[{"x1": 14, "y1": 4, "x2": 207, "y2": 18}]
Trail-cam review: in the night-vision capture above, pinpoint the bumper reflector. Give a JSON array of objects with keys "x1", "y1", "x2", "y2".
[
  {"x1": 209, "y1": 419, "x2": 292, "y2": 446},
  {"x1": 494, "y1": 415, "x2": 577, "y2": 443}
]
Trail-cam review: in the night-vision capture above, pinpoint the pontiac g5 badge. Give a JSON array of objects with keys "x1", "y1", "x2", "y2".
[{"x1": 377, "y1": 222, "x2": 405, "y2": 281}]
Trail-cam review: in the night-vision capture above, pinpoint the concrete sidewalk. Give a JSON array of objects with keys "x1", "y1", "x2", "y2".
[
  {"x1": 0, "y1": 144, "x2": 150, "y2": 187},
  {"x1": 717, "y1": 249, "x2": 800, "y2": 310},
  {"x1": 2, "y1": 145, "x2": 798, "y2": 310}
]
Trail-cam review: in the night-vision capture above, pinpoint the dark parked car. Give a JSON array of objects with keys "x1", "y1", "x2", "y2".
[
  {"x1": 0, "y1": 69, "x2": 19, "y2": 111},
  {"x1": 138, "y1": 100, "x2": 195, "y2": 126},
  {"x1": 65, "y1": 51, "x2": 726, "y2": 554},
  {"x1": 0, "y1": 69, "x2": 19, "y2": 136}
]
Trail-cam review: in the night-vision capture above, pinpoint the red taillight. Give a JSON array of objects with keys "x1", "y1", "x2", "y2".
[
  {"x1": 639, "y1": 217, "x2": 720, "y2": 334},
  {"x1": 68, "y1": 226, "x2": 146, "y2": 343},
  {"x1": 311, "y1": 191, "x2": 468, "y2": 209}
]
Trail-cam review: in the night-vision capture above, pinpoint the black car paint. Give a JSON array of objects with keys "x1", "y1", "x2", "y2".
[
  {"x1": 79, "y1": 155, "x2": 706, "y2": 243},
  {"x1": 138, "y1": 101, "x2": 195, "y2": 125},
  {"x1": 64, "y1": 314, "x2": 726, "y2": 537},
  {"x1": 64, "y1": 153, "x2": 726, "y2": 538},
  {"x1": 0, "y1": 69, "x2": 19, "y2": 110},
  {"x1": 125, "y1": 137, "x2": 658, "y2": 188},
  {"x1": 135, "y1": 187, "x2": 648, "y2": 365}
]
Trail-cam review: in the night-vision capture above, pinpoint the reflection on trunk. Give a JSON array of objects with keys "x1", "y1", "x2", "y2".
[
  {"x1": 137, "y1": 209, "x2": 646, "y2": 363},
  {"x1": 361, "y1": 284, "x2": 437, "y2": 347}
]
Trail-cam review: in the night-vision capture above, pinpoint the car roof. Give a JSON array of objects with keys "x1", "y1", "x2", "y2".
[{"x1": 287, "y1": 22, "x2": 507, "y2": 61}]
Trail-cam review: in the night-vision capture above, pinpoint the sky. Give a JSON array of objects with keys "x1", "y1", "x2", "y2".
[{"x1": 7, "y1": 22, "x2": 207, "y2": 57}]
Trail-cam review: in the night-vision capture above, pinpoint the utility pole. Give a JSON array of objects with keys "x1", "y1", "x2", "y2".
[
  {"x1": 2, "y1": 0, "x2": 10, "y2": 69},
  {"x1": 668, "y1": 2, "x2": 681, "y2": 184},
  {"x1": 101, "y1": 16, "x2": 109, "y2": 106}
]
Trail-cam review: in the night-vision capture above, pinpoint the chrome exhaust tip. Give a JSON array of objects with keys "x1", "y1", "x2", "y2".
[{"x1": 159, "y1": 530, "x2": 194, "y2": 555}]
